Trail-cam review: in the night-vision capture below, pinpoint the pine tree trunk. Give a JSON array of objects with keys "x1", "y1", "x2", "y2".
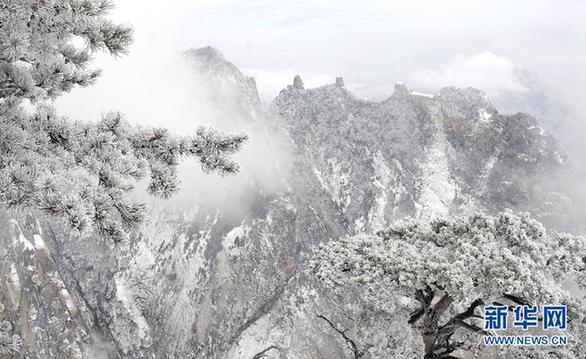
[
  {"x1": 421, "y1": 293, "x2": 454, "y2": 359},
  {"x1": 422, "y1": 328, "x2": 437, "y2": 359}
]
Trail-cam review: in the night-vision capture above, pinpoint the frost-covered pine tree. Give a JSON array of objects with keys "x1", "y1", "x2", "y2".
[
  {"x1": 0, "y1": 303, "x2": 20, "y2": 355},
  {"x1": 0, "y1": 320, "x2": 20, "y2": 355},
  {"x1": 311, "y1": 211, "x2": 586, "y2": 358},
  {"x1": 0, "y1": 0, "x2": 247, "y2": 241}
]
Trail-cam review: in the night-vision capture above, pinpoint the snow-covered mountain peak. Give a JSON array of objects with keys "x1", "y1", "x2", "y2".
[
  {"x1": 2, "y1": 49, "x2": 575, "y2": 359},
  {"x1": 184, "y1": 46, "x2": 260, "y2": 103}
]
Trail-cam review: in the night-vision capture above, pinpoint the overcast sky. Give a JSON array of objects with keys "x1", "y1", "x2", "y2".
[{"x1": 57, "y1": 0, "x2": 586, "y2": 148}]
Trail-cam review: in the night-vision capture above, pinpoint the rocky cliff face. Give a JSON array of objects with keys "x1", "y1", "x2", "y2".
[{"x1": 0, "y1": 48, "x2": 573, "y2": 358}]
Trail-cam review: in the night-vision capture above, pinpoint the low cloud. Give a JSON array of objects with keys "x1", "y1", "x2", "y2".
[{"x1": 409, "y1": 52, "x2": 528, "y2": 99}]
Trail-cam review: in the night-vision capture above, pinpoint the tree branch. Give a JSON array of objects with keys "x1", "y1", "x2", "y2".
[
  {"x1": 432, "y1": 294, "x2": 453, "y2": 316},
  {"x1": 317, "y1": 314, "x2": 365, "y2": 359},
  {"x1": 252, "y1": 345, "x2": 280, "y2": 359},
  {"x1": 433, "y1": 298, "x2": 486, "y2": 357},
  {"x1": 410, "y1": 286, "x2": 436, "y2": 324},
  {"x1": 503, "y1": 293, "x2": 529, "y2": 306},
  {"x1": 409, "y1": 307, "x2": 426, "y2": 324},
  {"x1": 458, "y1": 321, "x2": 492, "y2": 336}
]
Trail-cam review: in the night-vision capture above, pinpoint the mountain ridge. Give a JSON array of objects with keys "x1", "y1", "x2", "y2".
[{"x1": 0, "y1": 46, "x2": 575, "y2": 359}]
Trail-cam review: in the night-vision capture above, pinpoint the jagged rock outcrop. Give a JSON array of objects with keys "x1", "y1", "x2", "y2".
[
  {"x1": 0, "y1": 47, "x2": 574, "y2": 358},
  {"x1": 293, "y1": 75, "x2": 304, "y2": 90}
]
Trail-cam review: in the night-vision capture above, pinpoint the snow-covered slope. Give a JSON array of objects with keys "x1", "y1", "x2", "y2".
[{"x1": 0, "y1": 48, "x2": 572, "y2": 359}]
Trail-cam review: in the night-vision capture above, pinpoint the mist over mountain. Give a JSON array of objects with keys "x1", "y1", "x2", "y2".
[{"x1": 0, "y1": 47, "x2": 580, "y2": 358}]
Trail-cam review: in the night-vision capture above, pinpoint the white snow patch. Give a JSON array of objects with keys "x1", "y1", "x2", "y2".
[
  {"x1": 528, "y1": 124, "x2": 546, "y2": 136},
  {"x1": 51, "y1": 277, "x2": 78, "y2": 316},
  {"x1": 10, "y1": 219, "x2": 34, "y2": 252},
  {"x1": 368, "y1": 151, "x2": 392, "y2": 230},
  {"x1": 222, "y1": 222, "x2": 250, "y2": 255},
  {"x1": 410, "y1": 90, "x2": 434, "y2": 98},
  {"x1": 313, "y1": 158, "x2": 351, "y2": 210},
  {"x1": 328, "y1": 159, "x2": 351, "y2": 209},
  {"x1": 115, "y1": 277, "x2": 151, "y2": 340},
  {"x1": 313, "y1": 166, "x2": 327, "y2": 190},
  {"x1": 33, "y1": 234, "x2": 48, "y2": 252},
  {"x1": 478, "y1": 108, "x2": 493, "y2": 123},
  {"x1": 132, "y1": 242, "x2": 156, "y2": 269},
  {"x1": 7, "y1": 263, "x2": 21, "y2": 305},
  {"x1": 18, "y1": 233, "x2": 34, "y2": 252},
  {"x1": 354, "y1": 216, "x2": 366, "y2": 232},
  {"x1": 60, "y1": 288, "x2": 77, "y2": 316},
  {"x1": 416, "y1": 131, "x2": 456, "y2": 219},
  {"x1": 477, "y1": 154, "x2": 499, "y2": 201},
  {"x1": 226, "y1": 314, "x2": 276, "y2": 358},
  {"x1": 484, "y1": 155, "x2": 498, "y2": 174}
]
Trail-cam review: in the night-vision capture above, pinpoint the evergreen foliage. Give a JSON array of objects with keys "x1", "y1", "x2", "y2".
[
  {"x1": 311, "y1": 211, "x2": 586, "y2": 358},
  {"x1": 0, "y1": 0, "x2": 247, "y2": 241}
]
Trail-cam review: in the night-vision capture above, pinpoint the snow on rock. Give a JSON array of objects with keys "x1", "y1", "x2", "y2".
[
  {"x1": 313, "y1": 158, "x2": 351, "y2": 211},
  {"x1": 367, "y1": 151, "x2": 392, "y2": 230},
  {"x1": 222, "y1": 222, "x2": 250, "y2": 256},
  {"x1": 354, "y1": 216, "x2": 366, "y2": 232},
  {"x1": 48, "y1": 276, "x2": 78, "y2": 317},
  {"x1": 410, "y1": 90, "x2": 435, "y2": 98},
  {"x1": 7, "y1": 263, "x2": 21, "y2": 306},
  {"x1": 1, "y1": 49, "x2": 568, "y2": 359},
  {"x1": 18, "y1": 233, "x2": 34, "y2": 252},
  {"x1": 9, "y1": 219, "x2": 34, "y2": 253},
  {"x1": 60, "y1": 288, "x2": 77, "y2": 316},
  {"x1": 327, "y1": 158, "x2": 351, "y2": 210},
  {"x1": 415, "y1": 130, "x2": 456, "y2": 219},
  {"x1": 478, "y1": 108, "x2": 493, "y2": 123},
  {"x1": 33, "y1": 234, "x2": 48, "y2": 255},
  {"x1": 114, "y1": 277, "x2": 151, "y2": 342}
]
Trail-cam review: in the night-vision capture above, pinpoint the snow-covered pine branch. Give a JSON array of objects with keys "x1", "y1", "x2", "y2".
[
  {"x1": 310, "y1": 211, "x2": 586, "y2": 358},
  {"x1": 0, "y1": 0, "x2": 132, "y2": 101},
  {"x1": 0, "y1": 320, "x2": 20, "y2": 355},
  {"x1": 0, "y1": 104, "x2": 247, "y2": 242},
  {"x1": 0, "y1": 0, "x2": 247, "y2": 241}
]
